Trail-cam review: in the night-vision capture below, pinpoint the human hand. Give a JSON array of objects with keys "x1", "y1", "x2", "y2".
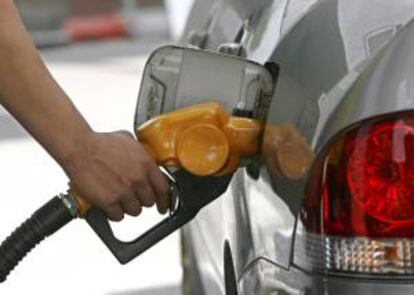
[{"x1": 62, "y1": 131, "x2": 170, "y2": 221}]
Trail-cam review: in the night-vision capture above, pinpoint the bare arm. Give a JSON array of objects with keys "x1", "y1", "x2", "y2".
[
  {"x1": 0, "y1": 0, "x2": 169, "y2": 219},
  {"x1": 0, "y1": 0, "x2": 91, "y2": 163}
]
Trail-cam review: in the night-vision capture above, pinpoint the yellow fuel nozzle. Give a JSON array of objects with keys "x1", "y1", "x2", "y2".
[
  {"x1": 71, "y1": 102, "x2": 263, "y2": 218},
  {"x1": 0, "y1": 103, "x2": 264, "y2": 282},
  {"x1": 136, "y1": 102, "x2": 264, "y2": 177}
]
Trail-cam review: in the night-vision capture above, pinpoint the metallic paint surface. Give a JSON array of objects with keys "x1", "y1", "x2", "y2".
[{"x1": 182, "y1": 0, "x2": 414, "y2": 294}]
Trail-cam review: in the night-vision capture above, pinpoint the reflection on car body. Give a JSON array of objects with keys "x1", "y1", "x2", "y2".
[{"x1": 180, "y1": 0, "x2": 414, "y2": 294}]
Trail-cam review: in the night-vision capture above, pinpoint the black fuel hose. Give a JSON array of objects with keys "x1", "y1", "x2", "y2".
[{"x1": 0, "y1": 196, "x2": 75, "y2": 282}]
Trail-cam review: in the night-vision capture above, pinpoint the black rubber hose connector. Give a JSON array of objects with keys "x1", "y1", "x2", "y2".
[{"x1": 0, "y1": 196, "x2": 75, "y2": 282}]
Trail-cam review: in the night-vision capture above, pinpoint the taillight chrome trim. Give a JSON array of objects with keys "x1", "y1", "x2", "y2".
[{"x1": 294, "y1": 231, "x2": 414, "y2": 276}]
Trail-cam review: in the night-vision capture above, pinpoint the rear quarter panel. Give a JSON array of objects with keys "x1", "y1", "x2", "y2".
[{"x1": 182, "y1": 0, "x2": 414, "y2": 294}]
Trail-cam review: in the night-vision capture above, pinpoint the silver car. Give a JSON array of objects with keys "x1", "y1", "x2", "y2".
[{"x1": 177, "y1": 0, "x2": 414, "y2": 294}]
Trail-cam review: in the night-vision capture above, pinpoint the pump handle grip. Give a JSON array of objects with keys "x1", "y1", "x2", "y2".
[
  {"x1": 86, "y1": 205, "x2": 190, "y2": 264},
  {"x1": 85, "y1": 170, "x2": 232, "y2": 264}
]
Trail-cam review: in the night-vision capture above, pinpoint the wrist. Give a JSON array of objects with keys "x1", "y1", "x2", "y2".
[{"x1": 56, "y1": 125, "x2": 94, "y2": 175}]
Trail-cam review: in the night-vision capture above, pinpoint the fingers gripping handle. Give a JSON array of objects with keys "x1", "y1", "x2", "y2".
[
  {"x1": 0, "y1": 196, "x2": 76, "y2": 282},
  {"x1": 86, "y1": 205, "x2": 191, "y2": 264},
  {"x1": 86, "y1": 174, "x2": 183, "y2": 264},
  {"x1": 85, "y1": 170, "x2": 232, "y2": 264}
]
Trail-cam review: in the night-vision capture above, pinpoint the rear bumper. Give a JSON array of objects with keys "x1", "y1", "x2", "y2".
[{"x1": 238, "y1": 258, "x2": 414, "y2": 295}]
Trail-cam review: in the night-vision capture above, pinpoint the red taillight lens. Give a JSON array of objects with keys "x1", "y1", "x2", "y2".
[
  {"x1": 303, "y1": 115, "x2": 414, "y2": 238},
  {"x1": 347, "y1": 121, "x2": 414, "y2": 224},
  {"x1": 296, "y1": 114, "x2": 414, "y2": 275}
]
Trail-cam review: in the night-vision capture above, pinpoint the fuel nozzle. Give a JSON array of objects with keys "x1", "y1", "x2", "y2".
[
  {"x1": 84, "y1": 102, "x2": 264, "y2": 264},
  {"x1": 0, "y1": 102, "x2": 264, "y2": 282},
  {"x1": 137, "y1": 102, "x2": 263, "y2": 176}
]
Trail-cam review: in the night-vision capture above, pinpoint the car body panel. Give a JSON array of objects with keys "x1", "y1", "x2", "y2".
[{"x1": 181, "y1": 0, "x2": 414, "y2": 294}]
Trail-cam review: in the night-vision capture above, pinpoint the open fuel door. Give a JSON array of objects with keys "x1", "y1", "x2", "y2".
[{"x1": 135, "y1": 45, "x2": 275, "y2": 127}]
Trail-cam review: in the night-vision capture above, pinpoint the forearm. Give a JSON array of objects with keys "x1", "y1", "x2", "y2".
[
  {"x1": 0, "y1": 0, "x2": 91, "y2": 166},
  {"x1": 0, "y1": 1, "x2": 169, "y2": 218}
]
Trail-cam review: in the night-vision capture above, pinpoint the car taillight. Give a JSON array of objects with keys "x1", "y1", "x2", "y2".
[{"x1": 295, "y1": 113, "x2": 414, "y2": 276}]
